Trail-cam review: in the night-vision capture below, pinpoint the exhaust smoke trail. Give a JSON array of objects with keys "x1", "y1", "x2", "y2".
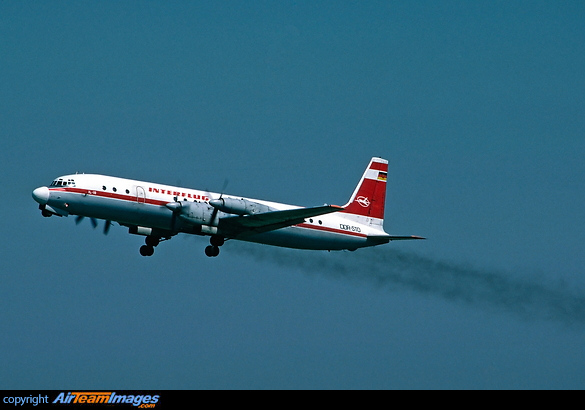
[{"x1": 231, "y1": 242, "x2": 585, "y2": 325}]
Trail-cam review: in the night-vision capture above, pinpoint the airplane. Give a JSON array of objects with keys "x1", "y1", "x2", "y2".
[{"x1": 31, "y1": 157, "x2": 424, "y2": 257}]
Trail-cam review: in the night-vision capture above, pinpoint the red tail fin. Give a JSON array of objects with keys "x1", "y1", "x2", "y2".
[{"x1": 342, "y1": 157, "x2": 388, "y2": 220}]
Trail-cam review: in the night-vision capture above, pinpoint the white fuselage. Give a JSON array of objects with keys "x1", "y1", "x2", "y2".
[{"x1": 34, "y1": 173, "x2": 380, "y2": 251}]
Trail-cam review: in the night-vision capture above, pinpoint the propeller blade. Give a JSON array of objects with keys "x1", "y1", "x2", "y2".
[
  {"x1": 170, "y1": 197, "x2": 182, "y2": 233},
  {"x1": 170, "y1": 212, "x2": 177, "y2": 233},
  {"x1": 104, "y1": 220, "x2": 112, "y2": 235},
  {"x1": 209, "y1": 178, "x2": 229, "y2": 224},
  {"x1": 220, "y1": 179, "x2": 229, "y2": 197},
  {"x1": 90, "y1": 218, "x2": 98, "y2": 229}
]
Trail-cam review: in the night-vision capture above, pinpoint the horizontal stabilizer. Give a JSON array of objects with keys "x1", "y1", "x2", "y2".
[
  {"x1": 366, "y1": 234, "x2": 426, "y2": 245},
  {"x1": 387, "y1": 235, "x2": 426, "y2": 241}
]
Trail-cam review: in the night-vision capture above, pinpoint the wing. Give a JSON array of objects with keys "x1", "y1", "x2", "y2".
[{"x1": 218, "y1": 205, "x2": 344, "y2": 237}]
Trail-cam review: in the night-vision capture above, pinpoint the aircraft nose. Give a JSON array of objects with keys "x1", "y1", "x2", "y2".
[{"x1": 32, "y1": 186, "x2": 50, "y2": 205}]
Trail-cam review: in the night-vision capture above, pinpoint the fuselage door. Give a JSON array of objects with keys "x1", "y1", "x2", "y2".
[{"x1": 136, "y1": 186, "x2": 146, "y2": 204}]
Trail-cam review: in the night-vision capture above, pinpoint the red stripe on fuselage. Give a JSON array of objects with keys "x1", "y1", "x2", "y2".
[
  {"x1": 295, "y1": 223, "x2": 367, "y2": 238},
  {"x1": 49, "y1": 187, "x2": 169, "y2": 206}
]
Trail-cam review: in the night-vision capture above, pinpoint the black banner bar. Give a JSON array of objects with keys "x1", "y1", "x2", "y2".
[{"x1": 1, "y1": 391, "x2": 188, "y2": 408}]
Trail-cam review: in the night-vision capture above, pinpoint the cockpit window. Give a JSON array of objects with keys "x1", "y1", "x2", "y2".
[{"x1": 50, "y1": 178, "x2": 75, "y2": 187}]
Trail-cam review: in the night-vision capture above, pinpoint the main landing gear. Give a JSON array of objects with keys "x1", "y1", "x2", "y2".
[
  {"x1": 138, "y1": 235, "x2": 225, "y2": 257},
  {"x1": 205, "y1": 235, "x2": 224, "y2": 258},
  {"x1": 139, "y1": 236, "x2": 160, "y2": 257}
]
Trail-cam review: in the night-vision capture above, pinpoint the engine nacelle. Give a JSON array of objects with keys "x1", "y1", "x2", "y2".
[
  {"x1": 174, "y1": 201, "x2": 217, "y2": 225},
  {"x1": 209, "y1": 197, "x2": 276, "y2": 216}
]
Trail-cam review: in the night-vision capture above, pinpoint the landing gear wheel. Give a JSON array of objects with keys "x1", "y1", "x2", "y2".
[
  {"x1": 140, "y1": 245, "x2": 155, "y2": 257},
  {"x1": 205, "y1": 245, "x2": 220, "y2": 257},
  {"x1": 210, "y1": 236, "x2": 225, "y2": 247},
  {"x1": 145, "y1": 236, "x2": 160, "y2": 247}
]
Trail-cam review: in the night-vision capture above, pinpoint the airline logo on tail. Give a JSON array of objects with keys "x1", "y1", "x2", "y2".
[{"x1": 356, "y1": 196, "x2": 371, "y2": 208}]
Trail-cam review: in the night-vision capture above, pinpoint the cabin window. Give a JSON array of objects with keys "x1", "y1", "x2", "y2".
[
  {"x1": 126, "y1": 189, "x2": 130, "y2": 194},
  {"x1": 102, "y1": 186, "x2": 107, "y2": 190},
  {"x1": 113, "y1": 187, "x2": 117, "y2": 192}
]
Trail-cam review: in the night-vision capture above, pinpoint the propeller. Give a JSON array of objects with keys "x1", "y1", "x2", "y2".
[
  {"x1": 166, "y1": 197, "x2": 182, "y2": 233},
  {"x1": 75, "y1": 215, "x2": 112, "y2": 235},
  {"x1": 208, "y1": 179, "x2": 229, "y2": 225},
  {"x1": 104, "y1": 220, "x2": 112, "y2": 235},
  {"x1": 75, "y1": 215, "x2": 97, "y2": 228}
]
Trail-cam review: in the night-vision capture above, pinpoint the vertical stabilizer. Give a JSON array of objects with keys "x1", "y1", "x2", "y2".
[{"x1": 342, "y1": 157, "x2": 388, "y2": 229}]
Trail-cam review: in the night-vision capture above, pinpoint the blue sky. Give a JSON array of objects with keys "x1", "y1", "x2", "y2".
[{"x1": 1, "y1": 1, "x2": 585, "y2": 389}]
